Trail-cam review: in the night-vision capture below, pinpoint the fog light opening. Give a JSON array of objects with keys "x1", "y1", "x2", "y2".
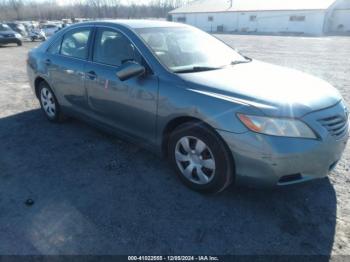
[{"x1": 278, "y1": 174, "x2": 302, "y2": 184}]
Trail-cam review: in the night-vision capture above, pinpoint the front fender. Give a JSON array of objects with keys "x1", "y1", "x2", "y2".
[{"x1": 156, "y1": 77, "x2": 263, "y2": 142}]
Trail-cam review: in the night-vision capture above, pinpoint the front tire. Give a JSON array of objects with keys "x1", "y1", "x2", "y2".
[
  {"x1": 168, "y1": 122, "x2": 234, "y2": 194},
  {"x1": 38, "y1": 82, "x2": 64, "y2": 122}
]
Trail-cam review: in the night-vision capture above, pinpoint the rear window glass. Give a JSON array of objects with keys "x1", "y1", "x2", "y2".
[{"x1": 60, "y1": 29, "x2": 91, "y2": 59}]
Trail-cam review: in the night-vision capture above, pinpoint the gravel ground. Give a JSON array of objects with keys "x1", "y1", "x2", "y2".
[{"x1": 0, "y1": 35, "x2": 349, "y2": 257}]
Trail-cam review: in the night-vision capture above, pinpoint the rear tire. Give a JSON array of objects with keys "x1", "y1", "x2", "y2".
[
  {"x1": 38, "y1": 81, "x2": 65, "y2": 122},
  {"x1": 168, "y1": 122, "x2": 234, "y2": 194}
]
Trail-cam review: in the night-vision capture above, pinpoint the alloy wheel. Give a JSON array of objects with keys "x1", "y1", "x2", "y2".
[
  {"x1": 175, "y1": 136, "x2": 216, "y2": 185},
  {"x1": 40, "y1": 87, "x2": 56, "y2": 118}
]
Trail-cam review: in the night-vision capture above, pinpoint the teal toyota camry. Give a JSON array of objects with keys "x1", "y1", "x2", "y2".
[{"x1": 27, "y1": 20, "x2": 349, "y2": 193}]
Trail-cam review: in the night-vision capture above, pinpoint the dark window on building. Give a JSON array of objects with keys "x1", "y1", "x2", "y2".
[
  {"x1": 177, "y1": 17, "x2": 186, "y2": 23},
  {"x1": 208, "y1": 16, "x2": 214, "y2": 22},
  {"x1": 250, "y1": 15, "x2": 257, "y2": 21},
  {"x1": 290, "y1": 15, "x2": 306, "y2": 22},
  {"x1": 217, "y1": 25, "x2": 224, "y2": 32}
]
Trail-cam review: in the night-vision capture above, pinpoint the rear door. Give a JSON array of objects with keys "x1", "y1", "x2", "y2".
[
  {"x1": 85, "y1": 27, "x2": 158, "y2": 143},
  {"x1": 45, "y1": 26, "x2": 93, "y2": 113}
]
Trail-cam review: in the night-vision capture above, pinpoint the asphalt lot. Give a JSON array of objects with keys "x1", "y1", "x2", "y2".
[{"x1": 0, "y1": 35, "x2": 349, "y2": 256}]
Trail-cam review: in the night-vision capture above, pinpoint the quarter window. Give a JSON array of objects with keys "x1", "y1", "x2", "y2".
[
  {"x1": 60, "y1": 28, "x2": 91, "y2": 59},
  {"x1": 93, "y1": 28, "x2": 140, "y2": 66}
]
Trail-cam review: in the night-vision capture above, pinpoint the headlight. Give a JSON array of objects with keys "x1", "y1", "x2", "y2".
[
  {"x1": 237, "y1": 113, "x2": 317, "y2": 139},
  {"x1": 15, "y1": 33, "x2": 22, "y2": 38}
]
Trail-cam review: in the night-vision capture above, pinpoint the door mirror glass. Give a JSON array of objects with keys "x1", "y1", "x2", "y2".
[{"x1": 116, "y1": 61, "x2": 145, "y2": 81}]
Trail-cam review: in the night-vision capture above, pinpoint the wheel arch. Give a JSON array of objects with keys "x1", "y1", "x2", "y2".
[
  {"x1": 34, "y1": 76, "x2": 48, "y2": 98},
  {"x1": 161, "y1": 116, "x2": 235, "y2": 170}
]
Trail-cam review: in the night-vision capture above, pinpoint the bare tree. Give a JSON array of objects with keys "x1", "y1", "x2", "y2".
[
  {"x1": 0, "y1": 0, "x2": 191, "y2": 21},
  {"x1": 7, "y1": 0, "x2": 23, "y2": 20}
]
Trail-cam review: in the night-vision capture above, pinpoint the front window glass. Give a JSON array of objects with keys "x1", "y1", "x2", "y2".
[
  {"x1": 136, "y1": 26, "x2": 246, "y2": 73},
  {"x1": 61, "y1": 28, "x2": 91, "y2": 59},
  {"x1": 93, "y1": 28, "x2": 140, "y2": 66}
]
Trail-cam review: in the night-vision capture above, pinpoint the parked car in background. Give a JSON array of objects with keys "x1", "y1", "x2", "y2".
[
  {"x1": 29, "y1": 28, "x2": 47, "y2": 42},
  {"x1": 6, "y1": 22, "x2": 27, "y2": 37},
  {"x1": 41, "y1": 24, "x2": 60, "y2": 37},
  {"x1": 61, "y1": 23, "x2": 71, "y2": 29},
  {"x1": 27, "y1": 20, "x2": 349, "y2": 193},
  {"x1": 0, "y1": 23, "x2": 22, "y2": 46}
]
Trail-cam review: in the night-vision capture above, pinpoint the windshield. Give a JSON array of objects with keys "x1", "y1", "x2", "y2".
[
  {"x1": 136, "y1": 26, "x2": 247, "y2": 73},
  {"x1": 44, "y1": 25, "x2": 57, "y2": 29},
  {"x1": 0, "y1": 24, "x2": 11, "y2": 32}
]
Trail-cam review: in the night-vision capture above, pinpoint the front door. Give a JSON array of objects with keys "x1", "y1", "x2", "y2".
[{"x1": 85, "y1": 27, "x2": 158, "y2": 143}]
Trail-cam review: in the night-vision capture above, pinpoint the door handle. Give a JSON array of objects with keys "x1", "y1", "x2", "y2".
[
  {"x1": 86, "y1": 71, "x2": 97, "y2": 80},
  {"x1": 44, "y1": 59, "x2": 51, "y2": 65}
]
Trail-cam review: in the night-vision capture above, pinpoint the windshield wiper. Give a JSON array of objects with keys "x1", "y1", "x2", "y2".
[{"x1": 174, "y1": 66, "x2": 222, "y2": 74}]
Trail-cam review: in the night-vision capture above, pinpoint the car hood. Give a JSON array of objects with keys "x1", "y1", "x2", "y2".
[{"x1": 179, "y1": 60, "x2": 342, "y2": 117}]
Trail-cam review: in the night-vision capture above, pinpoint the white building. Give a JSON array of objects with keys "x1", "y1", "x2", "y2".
[{"x1": 169, "y1": 0, "x2": 350, "y2": 35}]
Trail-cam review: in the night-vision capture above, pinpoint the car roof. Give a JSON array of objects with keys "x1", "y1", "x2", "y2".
[{"x1": 77, "y1": 19, "x2": 186, "y2": 29}]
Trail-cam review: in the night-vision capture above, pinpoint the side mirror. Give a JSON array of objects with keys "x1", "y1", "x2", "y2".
[{"x1": 116, "y1": 61, "x2": 145, "y2": 81}]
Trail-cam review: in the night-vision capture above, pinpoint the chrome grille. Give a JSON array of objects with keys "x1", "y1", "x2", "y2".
[{"x1": 319, "y1": 115, "x2": 348, "y2": 139}]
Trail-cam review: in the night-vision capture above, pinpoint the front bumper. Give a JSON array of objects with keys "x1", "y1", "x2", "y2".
[
  {"x1": 0, "y1": 37, "x2": 21, "y2": 44},
  {"x1": 218, "y1": 102, "x2": 349, "y2": 187}
]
